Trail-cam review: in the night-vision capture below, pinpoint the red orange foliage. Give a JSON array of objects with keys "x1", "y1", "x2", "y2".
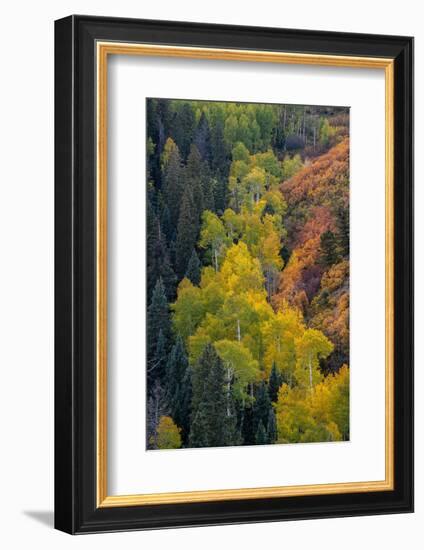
[{"x1": 273, "y1": 139, "x2": 349, "y2": 372}]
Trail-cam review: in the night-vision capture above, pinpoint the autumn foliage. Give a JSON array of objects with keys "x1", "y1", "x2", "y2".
[{"x1": 146, "y1": 99, "x2": 350, "y2": 449}]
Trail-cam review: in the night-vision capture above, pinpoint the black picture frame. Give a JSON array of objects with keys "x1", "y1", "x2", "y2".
[{"x1": 55, "y1": 15, "x2": 414, "y2": 534}]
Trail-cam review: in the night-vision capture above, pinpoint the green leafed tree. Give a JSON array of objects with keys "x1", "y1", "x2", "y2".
[{"x1": 199, "y1": 210, "x2": 229, "y2": 271}]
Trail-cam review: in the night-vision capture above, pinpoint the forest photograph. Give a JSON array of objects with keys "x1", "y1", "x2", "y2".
[{"x1": 146, "y1": 98, "x2": 350, "y2": 450}]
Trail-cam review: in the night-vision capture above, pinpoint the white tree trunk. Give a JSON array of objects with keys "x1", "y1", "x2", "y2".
[{"x1": 214, "y1": 248, "x2": 218, "y2": 272}]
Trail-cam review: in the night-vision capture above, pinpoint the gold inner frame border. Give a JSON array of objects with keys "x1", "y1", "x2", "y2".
[{"x1": 96, "y1": 42, "x2": 394, "y2": 508}]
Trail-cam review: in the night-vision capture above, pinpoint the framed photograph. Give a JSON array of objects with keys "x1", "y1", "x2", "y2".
[{"x1": 54, "y1": 15, "x2": 413, "y2": 534}]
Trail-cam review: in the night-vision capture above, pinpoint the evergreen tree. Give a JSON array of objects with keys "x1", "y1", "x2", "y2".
[
  {"x1": 146, "y1": 380, "x2": 167, "y2": 449},
  {"x1": 267, "y1": 407, "x2": 277, "y2": 443},
  {"x1": 189, "y1": 344, "x2": 213, "y2": 448},
  {"x1": 147, "y1": 278, "x2": 171, "y2": 364},
  {"x1": 268, "y1": 363, "x2": 281, "y2": 402},
  {"x1": 178, "y1": 366, "x2": 192, "y2": 445},
  {"x1": 201, "y1": 161, "x2": 216, "y2": 212},
  {"x1": 222, "y1": 397, "x2": 240, "y2": 447},
  {"x1": 185, "y1": 249, "x2": 201, "y2": 285},
  {"x1": 255, "y1": 420, "x2": 268, "y2": 445},
  {"x1": 163, "y1": 143, "x2": 183, "y2": 229},
  {"x1": 166, "y1": 337, "x2": 192, "y2": 444},
  {"x1": 194, "y1": 111, "x2": 212, "y2": 162},
  {"x1": 241, "y1": 404, "x2": 255, "y2": 445},
  {"x1": 159, "y1": 201, "x2": 173, "y2": 242},
  {"x1": 166, "y1": 337, "x2": 188, "y2": 408},
  {"x1": 320, "y1": 230, "x2": 339, "y2": 267},
  {"x1": 175, "y1": 187, "x2": 198, "y2": 278},
  {"x1": 171, "y1": 102, "x2": 196, "y2": 160},
  {"x1": 189, "y1": 403, "x2": 210, "y2": 448},
  {"x1": 253, "y1": 382, "x2": 272, "y2": 434},
  {"x1": 205, "y1": 345, "x2": 229, "y2": 447},
  {"x1": 213, "y1": 174, "x2": 227, "y2": 214},
  {"x1": 336, "y1": 206, "x2": 349, "y2": 257},
  {"x1": 185, "y1": 144, "x2": 205, "y2": 223},
  {"x1": 210, "y1": 116, "x2": 229, "y2": 179},
  {"x1": 189, "y1": 344, "x2": 237, "y2": 448},
  {"x1": 148, "y1": 329, "x2": 167, "y2": 384},
  {"x1": 146, "y1": 205, "x2": 176, "y2": 301}
]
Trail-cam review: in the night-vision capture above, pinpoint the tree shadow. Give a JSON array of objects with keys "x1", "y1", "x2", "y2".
[{"x1": 23, "y1": 510, "x2": 54, "y2": 528}]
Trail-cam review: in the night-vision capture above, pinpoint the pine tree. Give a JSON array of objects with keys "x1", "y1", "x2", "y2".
[
  {"x1": 336, "y1": 206, "x2": 349, "y2": 257},
  {"x1": 159, "y1": 201, "x2": 173, "y2": 242},
  {"x1": 194, "y1": 111, "x2": 212, "y2": 162},
  {"x1": 222, "y1": 397, "x2": 240, "y2": 447},
  {"x1": 210, "y1": 116, "x2": 228, "y2": 178},
  {"x1": 189, "y1": 404, "x2": 210, "y2": 448},
  {"x1": 146, "y1": 380, "x2": 167, "y2": 449},
  {"x1": 148, "y1": 329, "x2": 167, "y2": 384},
  {"x1": 267, "y1": 407, "x2": 277, "y2": 443},
  {"x1": 185, "y1": 249, "x2": 201, "y2": 285},
  {"x1": 147, "y1": 202, "x2": 176, "y2": 301},
  {"x1": 253, "y1": 382, "x2": 273, "y2": 434},
  {"x1": 147, "y1": 278, "x2": 171, "y2": 364},
  {"x1": 163, "y1": 143, "x2": 183, "y2": 229},
  {"x1": 320, "y1": 230, "x2": 339, "y2": 267},
  {"x1": 189, "y1": 344, "x2": 237, "y2": 448},
  {"x1": 268, "y1": 363, "x2": 281, "y2": 402},
  {"x1": 166, "y1": 337, "x2": 190, "y2": 439},
  {"x1": 255, "y1": 420, "x2": 268, "y2": 445},
  {"x1": 178, "y1": 366, "x2": 192, "y2": 445},
  {"x1": 201, "y1": 162, "x2": 216, "y2": 213},
  {"x1": 213, "y1": 174, "x2": 227, "y2": 214},
  {"x1": 175, "y1": 187, "x2": 198, "y2": 278},
  {"x1": 189, "y1": 343, "x2": 211, "y2": 448},
  {"x1": 206, "y1": 344, "x2": 229, "y2": 447},
  {"x1": 185, "y1": 145, "x2": 205, "y2": 223},
  {"x1": 241, "y1": 404, "x2": 255, "y2": 445},
  {"x1": 171, "y1": 102, "x2": 196, "y2": 160}
]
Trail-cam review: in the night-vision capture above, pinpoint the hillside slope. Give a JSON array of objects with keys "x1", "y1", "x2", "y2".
[{"x1": 274, "y1": 138, "x2": 349, "y2": 373}]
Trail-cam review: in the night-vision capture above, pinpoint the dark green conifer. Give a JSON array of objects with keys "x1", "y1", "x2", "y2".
[
  {"x1": 210, "y1": 116, "x2": 228, "y2": 178},
  {"x1": 268, "y1": 363, "x2": 281, "y2": 402},
  {"x1": 336, "y1": 206, "x2": 349, "y2": 257},
  {"x1": 194, "y1": 111, "x2": 212, "y2": 162},
  {"x1": 185, "y1": 249, "x2": 201, "y2": 285},
  {"x1": 185, "y1": 145, "x2": 205, "y2": 223},
  {"x1": 255, "y1": 420, "x2": 268, "y2": 445},
  {"x1": 320, "y1": 230, "x2": 339, "y2": 267},
  {"x1": 171, "y1": 102, "x2": 196, "y2": 160},
  {"x1": 189, "y1": 344, "x2": 237, "y2": 448},
  {"x1": 175, "y1": 187, "x2": 198, "y2": 278},
  {"x1": 147, "y1": 278, "x2": 171, "y2": 363},
  {"x1": 148, "y1": 329, "x2": 167, "y2": 384},
  {"x1": 163, "y1": 144, "x2": 183, "y2": 228},
  {"x1": 267, "y1": 407, "x2": 277, "y2": 443},
  {"x1": 166, "y1": 337, "x2": 191, "y2": 444},
  {"x1": 147, "y1": 200, "x2": 176, "y2": 301},
  {"x1": 254, "y1": 382, "x2": 272, "y2": 431}
]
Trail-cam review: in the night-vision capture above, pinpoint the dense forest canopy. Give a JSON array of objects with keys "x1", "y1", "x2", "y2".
[{"x1": 146, "y1": 98, "x2": 350, "y2": 449}]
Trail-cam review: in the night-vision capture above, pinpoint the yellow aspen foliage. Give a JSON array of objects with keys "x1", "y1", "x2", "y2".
[
  {"x1": 275, "y1": 365, "x2": 349, "y2": 444},
  {"x1": 294, "y1": 328, "x2": 334, "y2": 390},
  {"x1": 155, "y1": 416, "x2": 182, "y2": 449}
]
